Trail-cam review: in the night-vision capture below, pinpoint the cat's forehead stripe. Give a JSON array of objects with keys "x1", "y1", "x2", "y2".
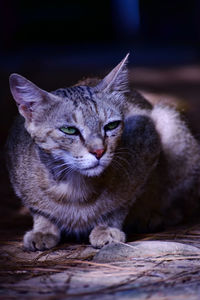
[
  {"x1": 74, "y1": 109, "x2": 84, "y2": 125},
  {"x1": 54, "y1": 86, "x2": 96, "y2": 104},
  {"x1": 53, "y1": 85, "x2": 119, "y2": 126},
  {"x1": 72, "y1": 113, "x2": 77, "y2": 123}
]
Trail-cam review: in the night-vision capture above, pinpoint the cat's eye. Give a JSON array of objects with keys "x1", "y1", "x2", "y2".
[
  {"x1": 104, "y1": 121, "x2": 121, "y2": 131},
  {"x1": 60, "y1": 126, "x2": 79, "y2": 135}
]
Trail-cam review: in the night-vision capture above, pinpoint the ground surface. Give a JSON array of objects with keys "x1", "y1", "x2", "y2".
[
  {"x1": 1, "y1": 224, "x2": 200, "y2": 299},
  {"x1": 1, "y1": 65, "x2": 200, "y2": 299}
]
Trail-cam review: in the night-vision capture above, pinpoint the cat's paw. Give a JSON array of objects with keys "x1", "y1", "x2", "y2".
[
  {"x1": 89, "y1": 225, "x2": 126, "y2": 248},
  {"x1": 23, "y1": 230, "x2": 60, "y2": 251}
]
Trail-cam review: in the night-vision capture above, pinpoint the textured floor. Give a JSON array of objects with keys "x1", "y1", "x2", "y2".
[{"x1": 1, "y1": 223, "x2": 200, "y2": 299}]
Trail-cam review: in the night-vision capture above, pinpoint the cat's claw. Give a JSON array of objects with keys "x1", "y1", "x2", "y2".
[
  {"x1": 89, "y1": 225, "x2": 126, "y2": 248},
  {"x1": 23, "y1": 230, "x2": 59, "y2": 251}
]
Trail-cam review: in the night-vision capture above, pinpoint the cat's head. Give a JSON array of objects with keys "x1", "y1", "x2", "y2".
[{"x1": 9, "y1": 54, "x2": 129, "y2": 177}]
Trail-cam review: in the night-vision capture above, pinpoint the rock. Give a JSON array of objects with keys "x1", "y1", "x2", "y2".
[{"x1": 93, "y1": 241, "x2": 200, "y2": 262}]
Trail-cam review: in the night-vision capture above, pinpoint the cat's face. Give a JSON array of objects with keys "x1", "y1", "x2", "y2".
[
  {"x1": 9, "y1": 54, "x2": 129, "y2": 177},
  {"x1": 34, "y1": 87, "x2": 124, "y2": 177}
]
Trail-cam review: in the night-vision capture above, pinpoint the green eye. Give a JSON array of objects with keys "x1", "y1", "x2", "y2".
[
  {"x1": 60, "y1": 126, "x2": 79, "y2": 135},
  {"x1": 104, "y1": 121, "x2": 121, "y2": 131}
]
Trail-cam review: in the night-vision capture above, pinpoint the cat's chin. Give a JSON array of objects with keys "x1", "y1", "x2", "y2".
[{"x1": 79, "y1": 165, "x2": 105, "y2": 177}]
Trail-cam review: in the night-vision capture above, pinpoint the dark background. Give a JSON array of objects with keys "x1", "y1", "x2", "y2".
[
  {"x1": 1, "y1": 0, "x2": 200, "y2": 232},
  {"x1": 1, "y1": 0, "x2": 200, "y2": 146},
  {"x1": 1, "y1": 0, "x2": 200, "y2": 145}
]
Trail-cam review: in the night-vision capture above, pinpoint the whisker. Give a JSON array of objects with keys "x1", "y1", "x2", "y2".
[
  {"x1": 59, "y1": 165, "x2": 74, "y2": 181},
  {"x1": 114, "y1": 155, "x2": 131, "y2": 167},
  {"x1": 46, "y1": 157, "x2": 76, "y2": 181},
  {"x1": 111, "y1": 157, "x2": 132, "y2": 184},
  {"x1": 116, "y1": 147, "x2": 136, "y2": 157}
]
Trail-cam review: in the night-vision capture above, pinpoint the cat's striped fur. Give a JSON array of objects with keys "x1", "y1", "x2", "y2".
[{"x1": 7, "y1": 54, "x2": 200, "y2": 250}]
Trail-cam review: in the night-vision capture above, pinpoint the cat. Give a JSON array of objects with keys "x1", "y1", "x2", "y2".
[{"x1": 6, "y1": 53, "x2": 200, "y2": 251}]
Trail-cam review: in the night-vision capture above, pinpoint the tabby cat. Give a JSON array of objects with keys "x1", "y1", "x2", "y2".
[{"x1": 7, "y1": 54, "x2": 200, "y2": 251}]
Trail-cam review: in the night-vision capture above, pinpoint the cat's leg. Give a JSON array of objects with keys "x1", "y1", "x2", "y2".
[
  {"x1": 89, "y1": 209, "x2": 127, "y2": 248},
  {"x1": 23, "y1": 214, "x2": 60, "y2": 251},
  {"x1": 89, "y1": 225, "x2": 126, "y2": 248}
]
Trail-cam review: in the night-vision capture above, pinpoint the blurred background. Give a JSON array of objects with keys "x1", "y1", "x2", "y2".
[
  {"x1": 1, "y1": 0, "x2": 200, "y2": 233},
  {"x1": 1, "y1": 0, "x2": 200, "y2": 145}
]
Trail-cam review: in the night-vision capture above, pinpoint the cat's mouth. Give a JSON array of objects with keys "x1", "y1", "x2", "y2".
[
  {"x1": 82, "y1": 162, "x2": 100, "y2": 171},
  {"x1": 80, "y1": 162, "x2": 105, "y2": 177}
]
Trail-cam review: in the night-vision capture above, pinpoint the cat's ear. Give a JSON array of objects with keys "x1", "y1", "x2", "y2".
[
  {"x1": 9, "y1": 73, "x2": 51, "y2": 121},
  {"x1": 94, "y1": 53, "x2": 129, "y2": 93}
]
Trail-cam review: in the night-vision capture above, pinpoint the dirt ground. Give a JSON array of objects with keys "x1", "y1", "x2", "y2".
[{"x1": 1, "y1": 65, "x2": 200, "y2": 299}]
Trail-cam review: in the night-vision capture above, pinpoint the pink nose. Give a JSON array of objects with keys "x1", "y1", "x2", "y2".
[{"x1": 90, "y1": 148, "x2": 105, "y2": 159}]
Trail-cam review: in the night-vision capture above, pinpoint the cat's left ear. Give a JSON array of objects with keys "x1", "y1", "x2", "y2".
[
  {"x1": 9, "y1": 73, "x2": 54, "y2": 122},
  {"x1": 94, "y1": 53, "x2": 129, "y2": 94}
]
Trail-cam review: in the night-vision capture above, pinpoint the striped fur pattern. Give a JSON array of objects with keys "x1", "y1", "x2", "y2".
[{"x1": 7, "y1": 54, "x2": 200, "y2": 251}]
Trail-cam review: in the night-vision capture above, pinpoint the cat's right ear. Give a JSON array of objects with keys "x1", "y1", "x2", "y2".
[
  {"x1": 9, "y1": 73, "x2": 49, "y2": 121},
  {"x1": 94, "y1": 53, "x2": 129, "y2": 94}
]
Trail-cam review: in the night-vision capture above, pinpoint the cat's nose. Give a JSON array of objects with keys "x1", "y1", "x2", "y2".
[{"x1": 90, "y1": 148, "x2": 106, "y2": 159}]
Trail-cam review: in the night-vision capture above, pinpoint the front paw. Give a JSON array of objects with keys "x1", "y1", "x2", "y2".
[
  {"x1": 89, "y1": 225, "x2": 126, "y2": 248},
  {"x1": 23, "y1": 230, "x2": 60, "y2": 251}
]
